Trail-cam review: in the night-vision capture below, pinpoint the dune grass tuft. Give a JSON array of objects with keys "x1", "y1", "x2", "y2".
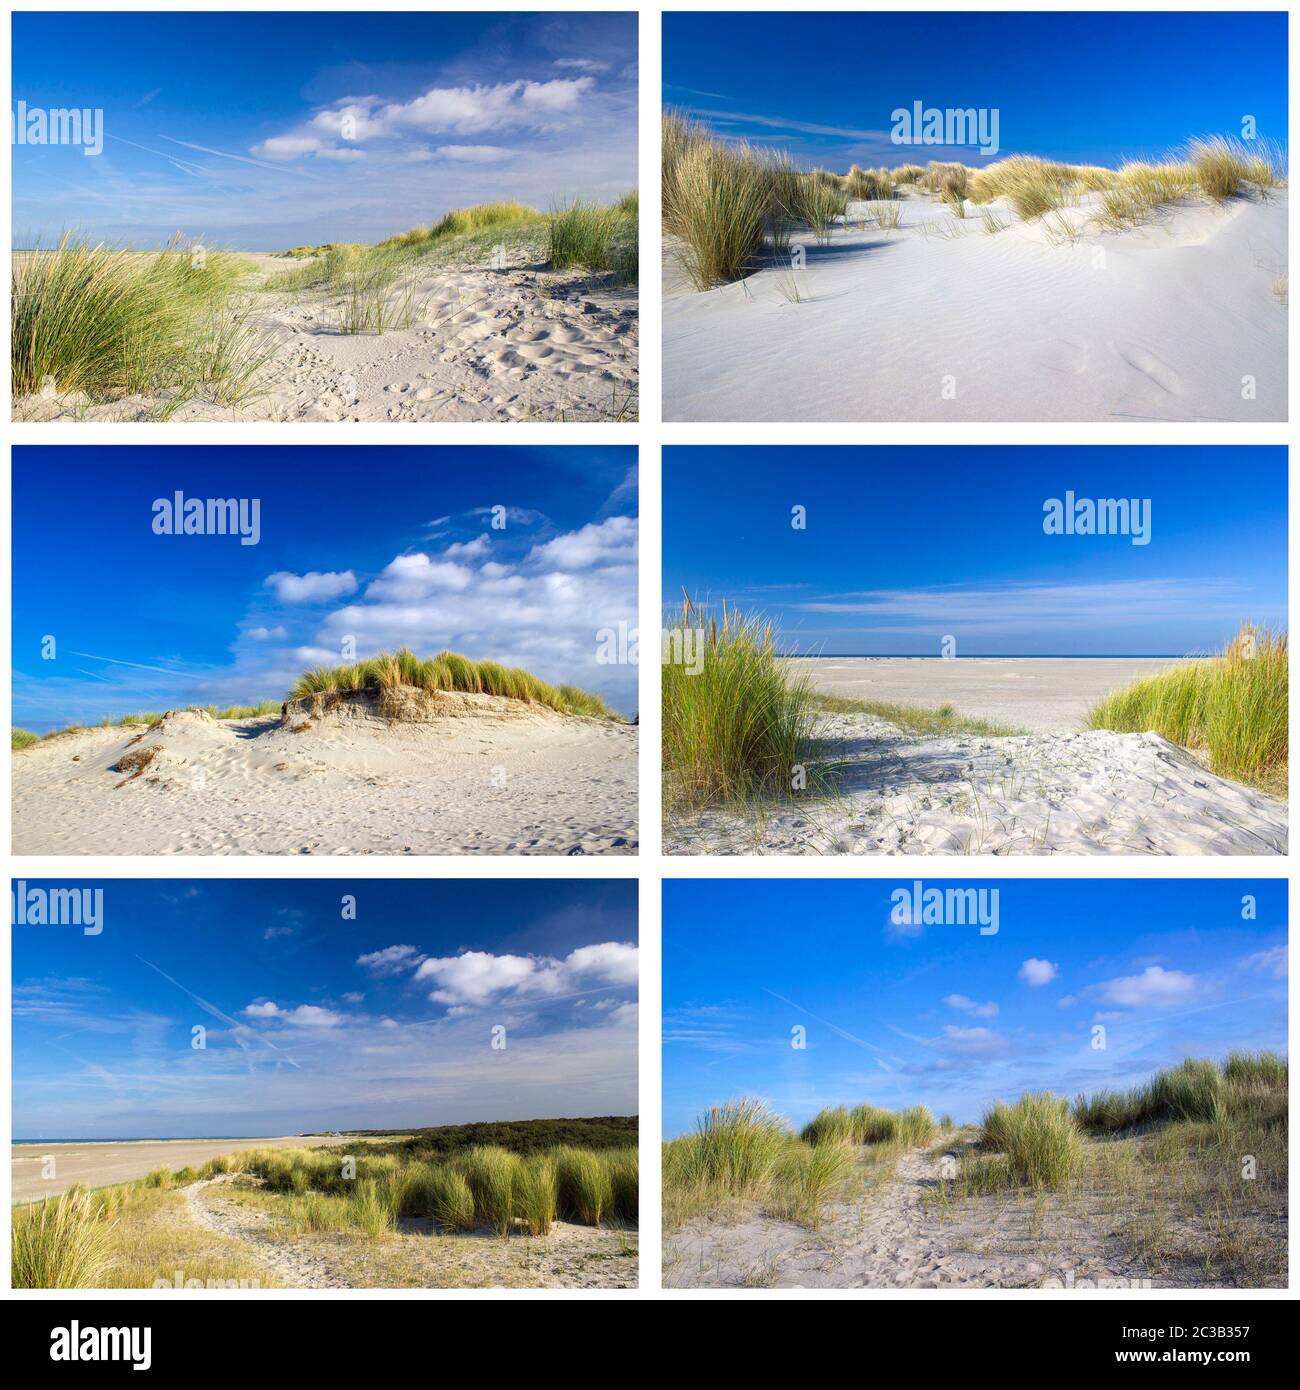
[
  {"x1": 1087, "y1": 625, "x2": 1286, "y2": 795},
  {"x1": 662, "y1": 594, "x2": 820, "y2": 812},
  {"x1": 12, "y1": 1190, "x2": 112, "y2": 1289},
  {"x1": 12, "y1": 234, "x2": 267, "y2": 409},
  {"x1": 982, "y1": 1092, "x2": 1082, "y2": 1189},
  {"x1": 548, "y1": 197, "x2": 638, "y2": 283}
]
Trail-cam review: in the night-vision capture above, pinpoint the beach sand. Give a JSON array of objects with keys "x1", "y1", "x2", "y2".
[
  {"x1": 12, "y1": 1134, "x2": 353, "y2": 1203},
  {"x1": 799, "y1": 656, "x2": 1199, "y2": 733},
  {"x1": 666, "y1": 658, "x2": 1286, "y2": 856},
  {"x1": 13, "y1": 694, "x2": 638, "y2": 856},
  {"x1": 664, "y1": 189, "x2": 1286, "y2": 422},
  {"x1": 16, "y1": 248, "x2": 637, "y2": 423}
]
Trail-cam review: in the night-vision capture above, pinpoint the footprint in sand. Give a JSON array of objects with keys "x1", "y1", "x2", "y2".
[
  {"x1": 1028, "y1": 337, "x2": 1090, "y2": 376},
  {"x1": 1115, "y1": 342, "x2": 1183, "y2": 395}
]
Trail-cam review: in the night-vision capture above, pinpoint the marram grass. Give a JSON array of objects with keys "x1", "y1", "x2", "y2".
[
  {"x1": 1087, "y1": 626, "x2": 1286, "y2": 795},
  {"x1": 288, "y1": 645, "x2": 618, "y2": 720},
  {"x1": 662, "y1": 594, "x2": 820, "y2": 811},
  {"x1": 12, "y1": 234, "x2": 266, "y2": 408}
]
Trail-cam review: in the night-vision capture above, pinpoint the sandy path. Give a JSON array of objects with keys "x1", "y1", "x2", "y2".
[
  {"x1": 183, "y1": 1177, "x2": 348, "y2": 1289},
  {"x1": 667, "y1": 1143, "x2": 1162, "y2": 1290},
  {"x1": 11, "y1": 1135, "x2": 350, "y2": 1203},
  {"x1": 797, "y1": 656, "x2": 1198, "y2": 734},
  {"x1": 13, "y1": 703, "x2": 638, "y2": 856},
  {"x1": 668, "y1": 712, "x2": 1286, "y2": 855},
  {"x1": 664, "y1": 189, "x2": 1285, "y2": 422}
]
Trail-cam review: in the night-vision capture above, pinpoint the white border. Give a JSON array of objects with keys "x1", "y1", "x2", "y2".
[{"x1": 2, "y1": 0, "x2": 1296, "y2": 1305}]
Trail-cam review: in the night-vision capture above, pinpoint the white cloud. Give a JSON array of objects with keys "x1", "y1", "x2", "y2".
[
  {"x1": 1241, "y1": 945, "x2": 1287, "y2": 979},
  {"x1": 357, "y1": 944, "x2": 426, "y2": 977},
  {"x1": 311, "y1": 514, "x2": 637, "y2": 712},
  {"x1": 528, "y1": 516, "x2": 636, "y2": 571},
  {"x1": 285, "y1": 1004, "x2": 344, "y2": 1028},
  {"x1": 265, "y1": 570, "x2": 358, "y2": 603},
  {"x1": 1098, "y1": 965, "x2": 1198, "y2": 1008},
  {"x1": 944, "y1": 1025, "x2": 994, "y2": 1041},
  {"x1": 247, "y1": 625, "x2": 287, "y2": 641},
  {"x1": 413, "y1": 941, "x2": 639, "y2": 1010},
  {"x1": 1019, "y1": 958, "x2": 1059, "y2": 986},
  {"x1": 417, "y1": 951, "x2": 539, "y2": 1007},
  {"x1": 943, "y1": 993, "x2": 999, "y2": 1018},
  {"x1": 243, "y1": 1000, "x2": 280, "y2": 1018}
]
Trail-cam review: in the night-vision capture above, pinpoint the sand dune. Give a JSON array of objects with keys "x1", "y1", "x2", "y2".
[
  {"x1": 668, "y1": 711, "x2": 1286, "y2": 856},
  {"x1": 11, "y1": 1135, "x2": 351, "y2": 1203},
  {"x1": 13, "y1": 692, "x2": 637, "y2": 855},
  {"x1": 17, "y1": 250, "x2": 638, "y2": 423},
  {"x1": 664, "y1": 189, "x2": 1285, "y2": 421}
]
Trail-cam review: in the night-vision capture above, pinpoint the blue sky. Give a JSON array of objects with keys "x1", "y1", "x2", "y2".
[
  {"x1": 13, "y1": 446, "x2": 638, "y2": 728},
  {"x1": 663, "y1": 446, "x2": 1287, "y2": 656},
  {"x1": 664, "y1": 11, "x2": 1287, "y2": 169},
  {"x1": 14, "y1": 878, "x2": 637, "y2": 1140},
  {"x1": 663, "y1": 878, "x2": 1286, "y2": 1135},
  {"x1": 13, "y1": 11, "x2": 637, "y2": 248}
]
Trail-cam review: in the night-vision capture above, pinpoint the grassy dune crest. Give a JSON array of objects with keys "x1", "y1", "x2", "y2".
[
  {"x1": 1088, "y1": 626, "x2": 1287, "y2": 795},
  {"x1": 663, "y1": 112, "x2": 1286, "y2": 290},
  {"x1": 289, "y1": 645, "x2": 618, "y2": 720},
  {"x1": 663, "y1": 1097, "x2": 929, "y2": 1231}
]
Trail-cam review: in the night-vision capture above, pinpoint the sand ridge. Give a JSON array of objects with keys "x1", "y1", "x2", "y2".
[
  {"x1": 664, "y1": 189, "x2": 1286, "y2": 421},
  {"x1": 13, "y1": 696, "x2": 638, "y2": 856},
  {"x1": 668, "y1": 711, "x2": 1286, "y2": 856}
]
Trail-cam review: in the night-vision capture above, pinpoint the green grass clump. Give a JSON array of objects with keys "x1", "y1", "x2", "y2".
[
  {"x1": 801, "y1": 1106, "x2": 853, "y2": 1146},
  {"x1": 1087, "y1": 626, "x2": 1286, "y2": 795},
  {"x1": 766, "y1": 1143, "x2": 851, "y2": 1228},
  {"x1": 667, "y1": 1098, "x2": 791, "y2": 1196},
  {"x1": 553, "y1": 1146, "x2": 614, "y2": 1226},
  {"x1": 548, "y1": 197, "x2": 638, "y2": 283},
  {"x1": 426, "y1": 1167, "x2": 477, "y2": 1232},
  {"x1": 457, "y1": 1146, "x2": 522, "y2": 1236},
  {"x1": 12, "y1": 1191, "x2": 111, "y2": 1289},
  {"x1": 985, "y1": 1092, "x2": 1082, "y2": 1189},
  {"x1": 1074, "y1": 1053, "x2": 1288, "y2": 1134},
  {"x1": 288, "y1": 645, "x2": 617, "y2": 720},
  {"x1": 13, "y1": 234, "x2": 266, "y2": 409},
  {"x1": 515, "y1": 1156, "x2": 559, "y2": 1236},
  {"x1": 12, "y1": 728, "x2": 39, "y2": 749},
  {"x1": 662, "y1": 594, "x2": 820, "y2": 812},
  {"x1": 663, "y1": 113, "x2": 775, "y2": 288}
]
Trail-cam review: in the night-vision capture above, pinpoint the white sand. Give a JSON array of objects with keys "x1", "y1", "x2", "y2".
[
  {"x1": 13, "y1": 694, "x2": 637, "y2": 856},
  {"x1": 664, "y1": 189, "x2": 1286, "y2": 421},
  {"x1": 799, "y1": 656, "x2": 1200, "y2": 733},
  {"x1": 11, "y1": 1134, "x2": 350, "y2": 1203},
  {"x1": 17, "y1": 250, "x2": 637, "y2": 423},
  {"x1": 668, "y1": 711, "x2": 1286, "y2": 856}
]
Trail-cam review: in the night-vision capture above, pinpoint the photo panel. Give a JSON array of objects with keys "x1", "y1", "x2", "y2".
[
  {"x1": 12, "y1": 877, "x2": 639, "y2": 1290},
  {"x1": 662, "y1": 9, "x2": 1286, "y2": 422},
  {"x1": 12, "y1": 446, "x2": 639, "y2": 856},
  {"x1": 662, "y1": 876, "x2": 1287, "y2": 1291},
  {"x1": 12, "y1": 9, "x2": 639, "y2": 423},
  {"x1": 663, "y1": 445, "x2": 1287, "y2": 857}
]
